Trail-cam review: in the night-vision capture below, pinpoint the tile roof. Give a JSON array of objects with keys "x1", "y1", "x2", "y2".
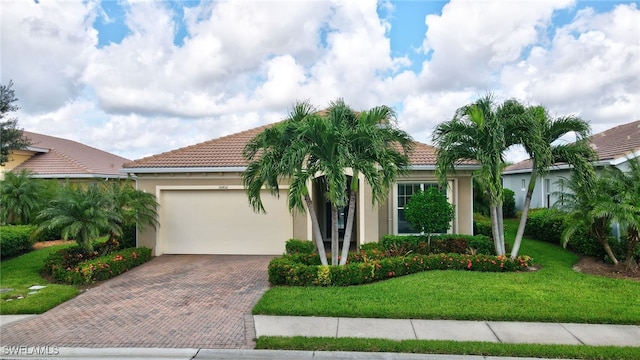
[
  {"x1": 12, "y1": 131, "x2": 131, "y2": 178},
  {"x1": 124, "y1": 122, "x2": 476, "y2": 170},
  {"x1": 504, "y1": 119, "x2": 640, "y2": 172}
]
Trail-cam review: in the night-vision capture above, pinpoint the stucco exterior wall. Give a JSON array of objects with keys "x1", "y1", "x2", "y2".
[
  {"x1": 0, "y1": 150, "x2": 34, "y2": 180},
  {"x1": 132, "y1": 168, "x2": 476, "y2": 254},
  {"x1": 503, "y1": 169, "x2": 572, "y2": 211}
]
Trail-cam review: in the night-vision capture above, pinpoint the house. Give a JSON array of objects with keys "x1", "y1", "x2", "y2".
[
  {"x1": 123, "y1": 123, "x2": 480, "y2": 256},
  {"x1": 0, "y1": 131, "x2": 131, "y2": 181},
  {"x1": 503, "y1": 120, "x2": 640, "y2": 211}
]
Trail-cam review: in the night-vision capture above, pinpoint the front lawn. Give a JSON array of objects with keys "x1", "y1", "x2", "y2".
[
  {"x1": 253, "y1": 219, "x2": 640, "y2": 325},
  {"x1": 257, "y1": 337, "x2": 640, "y2": 360},
  {"x1": 1, "y1": 244, "x2": 79, "y2": 314}
]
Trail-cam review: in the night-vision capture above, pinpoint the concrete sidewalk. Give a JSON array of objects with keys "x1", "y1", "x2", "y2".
[
  {"x1": 0, "y1": 347, "x2": 561, "y2": 360},
  {"x1": 2, "y1": 315, "x2": 639, "y2": 359},
  {"x1": 254, "y1": 315, "x2": 640, "y2": 347}
]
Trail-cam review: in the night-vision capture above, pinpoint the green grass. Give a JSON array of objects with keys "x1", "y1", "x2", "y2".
[
  {"x1": 0, "y1": 244, "x2": 79, "y2": 314},
  {"x1": 253, "y1": 219, "x2": 640, "y2": 324},
  {"x1": 257, "y1": 337, "x2": 640, "y2": 360}
]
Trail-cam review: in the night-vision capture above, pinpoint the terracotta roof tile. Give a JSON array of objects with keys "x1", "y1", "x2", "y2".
[
  {"x1": 13, "y1": 131, "x2": 131, "y2": 178},
  {"x1": 504, "y1": 120, "x2": 640, "y2": 172},
  {"x1": 124, "y1": 123, "x2": 474, "y2": 169}
]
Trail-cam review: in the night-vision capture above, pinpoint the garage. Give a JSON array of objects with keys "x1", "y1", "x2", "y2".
[{"x1": 157, "y1": 187, "x2": 293, "y2": 255}]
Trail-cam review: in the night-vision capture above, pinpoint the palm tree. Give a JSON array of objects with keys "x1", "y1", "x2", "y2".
[
  {"x1": 557, "y1": 171, "x2": 619, "y2": 265},
  {"x1": 338, "y1": 105, "x2": 413, "y2": 264},
  {"x1": 433, "y1": 94, "x2": 528, "y2": 255},
  {"x1": 0, "y1": 169, "x2": 43, "y2": 224},
  {"x1": 510, "y1": 107, "x2": 595, "y2": 259},
  {"x1": 243, "y1": 99, "x2": 412, "y2": 266},
  {"x1": 34, "y1": 183, "x2": 121, "y2": 254},
  {"x1": 100, "y1": 179, "x2": 159, "y2": 252},
  {"x1": 593, "y1": 157, "x2": 640, "y2": 270}
]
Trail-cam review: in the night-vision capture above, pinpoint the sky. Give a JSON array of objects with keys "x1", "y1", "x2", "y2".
[{"x1": 1, "y1": 0, "x2": 639, "y2": 163}]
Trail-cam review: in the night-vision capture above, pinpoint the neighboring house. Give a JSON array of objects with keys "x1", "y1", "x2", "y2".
[
  {"x1": 123, "y1": 124, "x2": 480, "y2": 256},
  {"x1": 0, "y1": 131, "x2": 131, "y2": 181},
  {"x1": 503, "y1": 120, "x2": 640, "y2": 211}
]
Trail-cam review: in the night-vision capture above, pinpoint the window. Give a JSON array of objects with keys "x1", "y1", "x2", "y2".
[
  {"x1": 521, "y1": 179, "x2": 526, "y2": 191},
  {"x1": 396, "y1": 183, "x2": 448, "y2": 234},
  {"x1": 545, "y1": 178, "x2": 551, "y2": 208}
]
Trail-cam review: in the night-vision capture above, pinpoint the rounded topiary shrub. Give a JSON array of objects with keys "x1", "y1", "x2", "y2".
[{"x1": 404, "y1": 187, "x2": 454, "y2": 235}]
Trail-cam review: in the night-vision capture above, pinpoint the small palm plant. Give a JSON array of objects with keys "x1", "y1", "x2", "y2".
[
  {"x1": 0, "y1": 169, "x2": 44, "y2": 224},
  {"x1": 34, "y1": 183, "x2": 121, "y2": 254},
  {"x1": 100, "y1": 179, "x2": 159, "y2": 253},
  {"x1": 556, "y1": 172, "x2": 619, "y2": 265}
]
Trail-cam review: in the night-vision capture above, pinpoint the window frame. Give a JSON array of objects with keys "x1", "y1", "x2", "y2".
[{"x1": 393, "y1": 181, "x2": 454, "y2": 235}]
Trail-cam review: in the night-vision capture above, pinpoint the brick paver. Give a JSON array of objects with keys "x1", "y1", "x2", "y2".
[{"x1": 0, "y1": 255, "x2": 273, "y2": 349}]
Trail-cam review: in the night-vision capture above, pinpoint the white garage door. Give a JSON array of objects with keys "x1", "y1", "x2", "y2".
[{"x1": 159, "y1": 189, "x2": 292, "y2": 255}]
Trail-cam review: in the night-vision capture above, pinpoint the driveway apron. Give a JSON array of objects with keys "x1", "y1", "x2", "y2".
[{"x1": 0, "y1": 255, "x2": 273, "y2": 349}]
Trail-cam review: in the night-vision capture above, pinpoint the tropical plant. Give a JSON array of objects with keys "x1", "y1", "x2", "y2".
[
  {"x1": 433, "y1": 94, "x2": 529, "y2": 255},
  {"x1": 243, "y1": 99, "x2": 412, "y2": 266},
  {"x1": 556, "y1": 172, "x2": 619, "y2": 265},
  {"x1": 34, "y1": 183, "x2": 122, "y2": 254},
  {"x1": 0, "y1": 169, "x2": 44, "y2": 224},
  {"x1": 404, "y1": 187, "x2": 454, "y2": 246},
  {"x1": 510, "y1": 107, "x2": 595, "y2": 259},
  {"x1": 99, "y1": 179, "x2": 159, "y2": 253},
  {"x1": 593, "y1": 157, "x2": 640, "y2": 270}
]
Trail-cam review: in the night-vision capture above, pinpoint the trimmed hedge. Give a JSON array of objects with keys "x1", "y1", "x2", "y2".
[
  {"x1": 0, "y1": 225, "x2": 36, "y2": 259},
  {"x1": 45, "y1": 247, "x2": 152, "y2": 285},
  {"x1": 524, "y1": 208, "x2": 626, "y2": 262},
  {"x1": 271, "y1": 237, "x2": 530, "y2": 286},
  {"x1": 524, "y1": 209, "x2": 565, "y2": 245},
  {"x1": 268, "y1": 253, "x2": 533, "y2": 286},
  {"x1": 285, "y1": 239, "x2": 316, "y2": 254}
]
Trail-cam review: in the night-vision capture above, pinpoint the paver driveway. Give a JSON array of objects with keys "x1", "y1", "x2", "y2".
[{"x1": 0, "y1": 255, "x2": 273, "y2": 349}]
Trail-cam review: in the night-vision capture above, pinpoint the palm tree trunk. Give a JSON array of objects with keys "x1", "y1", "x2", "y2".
[
  {"x1": 512, "y1": 168, "x2": 538, "y2": 259},
  {"x1": 496, "y1": 204, "x2": 506, "y2": 255},
  {"x1": 595, "y1": 225, "x2": 619, "y2": 266},
  {"x1": 490, "y1": 205, "x2": 502, "y2": 255},
  {"x1": 624, "y1": 229, "x2": 639, "y2": 271},
  {"x1": 331, "y1": 204, "x2": 339, "y2": 266},
  {"x1": 304, "y1": 194, "x2": 328, "y2": 266},
  {"x1": 339, "y1": 190, "x2": 357, "y2": 265}
]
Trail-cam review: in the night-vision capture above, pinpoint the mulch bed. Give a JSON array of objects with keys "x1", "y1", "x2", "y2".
[
  {"x1": 33, "y1": 239, "x2": 75, "y2": 249},
  {"x1": 573, "y1": 256, "x2": 639, "y2": 282}
]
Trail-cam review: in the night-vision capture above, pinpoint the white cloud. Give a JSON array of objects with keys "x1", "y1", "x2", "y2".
[
  {"x1": 2, "y1": 0, "x2": 638, "y2": 165},
  {"x1": 0, "y1": 0, "x2": 98, "y2": 112},
  {"x1": 419, "y1": 0, "x2": 574, "y2": 90},
  {"x1": 501, "y1": 2, "x2": 640, "y2": 129}
]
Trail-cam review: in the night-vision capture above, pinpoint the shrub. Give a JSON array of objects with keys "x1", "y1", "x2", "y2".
[
  {"x1": 404, "y1": 187, "x2": 454, "y2": 236},
  {"x1": 268, "y1": 252, "x2": 533, "y2": 286},
  {"x1": 502, "y1": 188, "x2": 516, "y2": 218},
  {"x1": 117, "y1": 224, "x2": 137, "y2": 249},
  {"x1": 285, "y1": 239, "x2": 316, "y2": 255},
  {"x1": 472, "y1": 213, "x2": 494, "y2": 238},
  {"x1": 381, "y1": 234, "x2": 495, "y2": 255},
  {"x1": 46, "y1": 247, "x2": 152, "y2": 284},
  {"x1": 525, "y1": 208, "x2": 565, "y2": 245},
  {"x1": 0, "y1": 225, "x2": 36, "y2": 259}
]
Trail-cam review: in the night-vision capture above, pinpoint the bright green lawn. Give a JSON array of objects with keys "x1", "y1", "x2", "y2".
[
  {"x1": 257, "y1": 337, "x2": 640, "y2": 360},
  {"x1": 253, "y1": 219, "x2": 640, "y2": 324},
  {"x1": 0, "y1": 244, "x2": 79, "y2": 314}
]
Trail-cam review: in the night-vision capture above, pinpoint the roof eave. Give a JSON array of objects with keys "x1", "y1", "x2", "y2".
[
  {"x1": 408, "y1": 164, "x2": 481, "y2": 171},
  {"x1": 30, "y1": 173, "x2": 130, "y2": 179},
  {"x1": 121, "y1": 166, "x2": 247, "y2": 174}
]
